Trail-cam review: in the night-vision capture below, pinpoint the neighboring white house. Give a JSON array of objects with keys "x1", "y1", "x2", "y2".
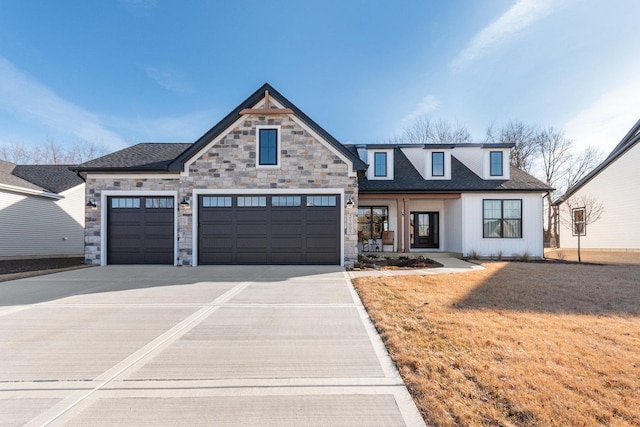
[
  {"x1": 0, "y1": 160, "x2": 85, "y2": 259},
  {"x1": 555, "y1": 119, "x2": 640, "y2": 251}
]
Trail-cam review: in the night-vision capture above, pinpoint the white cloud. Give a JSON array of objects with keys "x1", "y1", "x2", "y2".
[
  {"x1": 563, "y1": 77, "x2": 640, "y2": 155},
  {"x1": 145, "y1": 66, "x2": 196, "y2": 95},
  {"x1": 450, "y1": 0, "x2": 564, "y2": 70},
  {"x1": 401, "y1": 94, "x2": 439, "y2": 124},
  {"x1": 0, "y1": 57, "x2": 127, "y2": 150}
]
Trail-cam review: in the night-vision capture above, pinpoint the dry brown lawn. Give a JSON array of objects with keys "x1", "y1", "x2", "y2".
[{"x1": 353, "y1": 262, "x2": 640, "y2": 426}]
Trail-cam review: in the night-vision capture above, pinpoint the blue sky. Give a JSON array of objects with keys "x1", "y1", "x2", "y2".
[{"x1": 1, "y1": 0, "x2": 639, "y2": 156}]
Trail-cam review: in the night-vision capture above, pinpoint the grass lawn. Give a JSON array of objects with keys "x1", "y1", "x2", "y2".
[{"x1": 352, "y1": 262, "x2": 640, "y2": 426}]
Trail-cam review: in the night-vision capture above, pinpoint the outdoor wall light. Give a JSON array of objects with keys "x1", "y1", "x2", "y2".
[
  {"x1": 86, "y1": 200, "x2": 97, "y2": 208},
  {"x1": 346, "y1": 198, "x2": 355, "y2": 209},
  {"x1": 180, "y1": 198, "x2": 190, "y2": 207}
]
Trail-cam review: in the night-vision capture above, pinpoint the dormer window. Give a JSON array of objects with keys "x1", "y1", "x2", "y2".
[
  {"x1": 367, "y1": 149, "x2": 393, "y2": 180},
  {"x1": 374, "y1": 152, "x2": 387, "y2": 177},
  {"x1": 432, "y1": 152, "x2": 445, "y2": 177},
  {"x1": 257, "y1": 127, "x2": 280, "y2": 167},
  {"x1": 490, "y1": 151, "x2": 503, "y2": 176}
]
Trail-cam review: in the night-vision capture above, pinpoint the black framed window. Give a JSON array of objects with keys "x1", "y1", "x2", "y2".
[
  {"x1": 490, "y1": 151, "x2": 503, "y2": 176},
  {"x1": 432, "y1": 152, "x2": 444, "y2": 176},
  {"x1": 258, "y1": 128, "x2": 278, "y2": 166},
  {"x1": 483, "y1": 199, "x2": 522, "y2": 238},
  {"x1": 374, "y1": 152, "x2": 387, "y2": 177},
  {"x1": 357, "y1": 206, "x2": 388, "y2": 240}
]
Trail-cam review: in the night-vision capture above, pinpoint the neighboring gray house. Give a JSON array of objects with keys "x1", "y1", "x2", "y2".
[
  {"x1": 0, "y1": 160, "x2": 85, "y2": 259},
  {"x1": 74, "y1": 84, "x2": 550, "y2": 266},
  {"x1": 555, "y1": 119, "x2": 640, "y2": 251}
]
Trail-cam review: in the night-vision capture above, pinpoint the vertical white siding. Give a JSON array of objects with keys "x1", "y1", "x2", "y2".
[
  {"x1": 462, "y1": 193, "x2": 545, "y2": 257},
  {"x1": 0, "y1": 184, "x2": 85, "y2": 258},
  {"x1": 559, "y1": 142, "x2": 640, "y2": 249},
  {"x1": 444, "y1": 198, "x2": 462, "y2": 252}
]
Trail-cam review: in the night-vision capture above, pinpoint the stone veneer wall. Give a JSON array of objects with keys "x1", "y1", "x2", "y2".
[
  {"x1": 84, "y1": 113, "x2": 359, "y2": 266},
  {"x1": 84, "y1": 177, "x2": 180, "y2": 265}
]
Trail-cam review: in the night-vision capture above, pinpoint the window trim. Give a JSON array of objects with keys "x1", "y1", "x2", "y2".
[
  {"x1": 431, "y1": 151, "x2": 445, "y2": 177},
  {"x1": 256, "y1": 126, "x2": 281, "y2": 168},
  {"x1": 489, "y1": 151, "x2": 503, "y2": 176},
  {"x1": 482, "y1": 199, "x2": 522, "y2": 239}
]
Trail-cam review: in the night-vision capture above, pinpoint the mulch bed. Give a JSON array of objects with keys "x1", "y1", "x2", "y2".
[
  {"x1": 0, "y1": 257, "x2": 85, "y2": 275},
  {"x1": 354, "y1": 254, "x2": 442, "y2": 270}
]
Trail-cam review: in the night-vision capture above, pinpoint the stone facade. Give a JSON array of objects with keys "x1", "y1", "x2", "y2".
[
  {"x1": 84, "y1": 113, "x2": 358, "y2": 266},
  {"x1": 84, "y1": 176, "x2": 180, "y2": 265}
]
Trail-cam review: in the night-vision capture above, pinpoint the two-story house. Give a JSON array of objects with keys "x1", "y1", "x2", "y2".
[{"x1": 74, "y1": 84, "x2": 550, "y2": 267}]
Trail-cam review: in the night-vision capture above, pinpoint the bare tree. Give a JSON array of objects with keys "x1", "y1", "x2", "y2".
[
  {"x1": 0, "y1": 140, "x2": 107, "y2": 164},
  {"x1": 535, "y1": 127, "x2": 575, "y2": 245},
  {"x1": 485, "y1": 120, "x2": 538, "y2": 173},
  {"x1": 401, "y1": 118, "x2": 472, "y2": 144},
  {"x1": 560, "y1": 194, "x2": 605, "y2": 263},
  {"x1": 564, "y1": 146, "x2": 604, "y2": 190}
]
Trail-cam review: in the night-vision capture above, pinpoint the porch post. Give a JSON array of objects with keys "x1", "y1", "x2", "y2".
[
  {"x1": 403, "y1": 198, "x2": 411, "y2": 253},
  {"x1": 396, "y1": 197, "x2": 403, "y2": 252}
]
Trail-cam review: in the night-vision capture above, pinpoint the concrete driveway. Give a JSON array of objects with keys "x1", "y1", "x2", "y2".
[{"x1": 0, "y1": 265, "x2": 424, "y2": 426}]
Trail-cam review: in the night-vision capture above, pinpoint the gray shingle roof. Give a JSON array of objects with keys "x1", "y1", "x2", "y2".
[
  {"x1": 0, "y1": 160, "x2": 44, "y2": 191},
  {"x1": 11, "y1": 164, "x2": 84, "y2": 193},
  {"x1": 1, "y1": 160, "x2": 85, "y2": 194},
  {"x1": 76, "y1": 143, "x2": 191, "y2": 171},
  {"x1": 356, "y1": 147, "x2": 550, "y2": 193}
]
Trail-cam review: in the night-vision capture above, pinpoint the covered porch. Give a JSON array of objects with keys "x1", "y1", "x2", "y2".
[{"x1": 357, "y1": 193, "x2": 462, "y2": 254}]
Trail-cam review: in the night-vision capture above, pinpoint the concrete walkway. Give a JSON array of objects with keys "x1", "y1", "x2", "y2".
[
  {"x1": 348, "y1": 253, "x2": 484, "y2": 278},
  {"x1": 0, "y1": 265, "x2": 424, "y2": 426}
]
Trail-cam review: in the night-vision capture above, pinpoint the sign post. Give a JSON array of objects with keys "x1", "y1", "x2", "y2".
[{"x1": 572, "y1": 207, "x2": 586, "y2": 263}]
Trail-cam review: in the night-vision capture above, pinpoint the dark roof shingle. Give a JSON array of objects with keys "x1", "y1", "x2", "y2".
[
  {"x1": 76, "y1": 143, "x2": 191, "y2": 171},
  {"x1": 12, "y1": 164, "x2": 84, "y2": 193},
  {"x1": 1, "y1": 160, "x2": 84, "y2": 194}
]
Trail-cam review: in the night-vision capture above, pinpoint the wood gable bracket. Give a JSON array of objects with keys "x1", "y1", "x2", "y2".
[{"x1": 240, "y1": 90, "x2": 295, "y2": 115}]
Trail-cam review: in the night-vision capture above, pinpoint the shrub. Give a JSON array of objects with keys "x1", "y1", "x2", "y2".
[{"x1": 467, "y1": 250, "x2": 480, "y2": 260}]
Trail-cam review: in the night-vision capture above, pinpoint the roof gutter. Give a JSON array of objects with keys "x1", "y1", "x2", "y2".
[{"x1": 0, "y1": 183, "x2": 63, "y2": 199}]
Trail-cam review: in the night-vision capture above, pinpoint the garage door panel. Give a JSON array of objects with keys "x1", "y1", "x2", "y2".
[
  {"x1": 271, "y1": 224, "x2": 303, "y2": 235},
  {"x1": 270, "y1": 252, "x2": 303, "y2": 264},
  {"x1": 307, "y1": 237, "x2": 338, "y2": 249},
  {"x1": 271, "y1": 237, "x2": 303, "y2": 249},
  {"x1": 236, "y1": 237, "x2": 267, "y2": 250},
  {"x1": 237, "y1": 224, "x2": 268, "y2": 235}
]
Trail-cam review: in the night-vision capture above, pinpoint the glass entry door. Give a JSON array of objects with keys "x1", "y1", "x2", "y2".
[{"x1": 411, "y1": 212, "x2": 439, "y2": 248}]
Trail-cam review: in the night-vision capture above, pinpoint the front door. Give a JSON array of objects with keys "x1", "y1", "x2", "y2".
[{"x1": 411, "y1": 212, "x2": 439, "y2": 248}]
